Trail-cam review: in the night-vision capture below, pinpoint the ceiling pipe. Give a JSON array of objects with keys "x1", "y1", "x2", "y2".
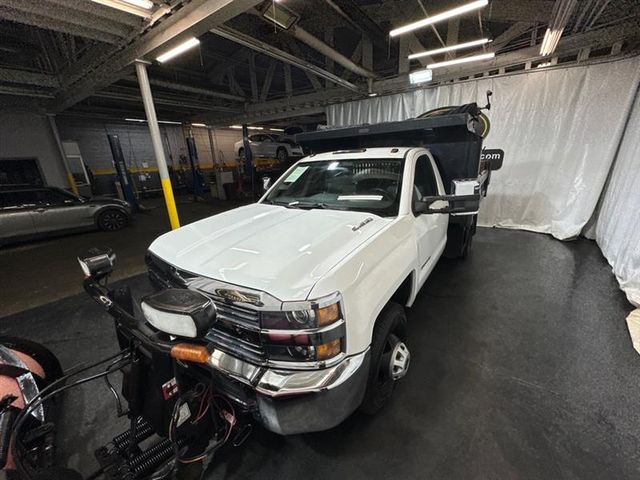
[
  {"x1": 210, "y1": 25, "x2": 361, "y2": 93},
  {"x1": 249, "y1": 8, "x2": 376, "y2": 80}
]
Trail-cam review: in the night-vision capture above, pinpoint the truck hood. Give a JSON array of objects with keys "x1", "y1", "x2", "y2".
[{"x1": 148, "y1": 203, "x2": 391, "y2": 300}]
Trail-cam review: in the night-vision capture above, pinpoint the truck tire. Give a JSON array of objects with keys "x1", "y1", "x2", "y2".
[{"x1": 360, "y1": 303, "x2": 409, "y2": 415}]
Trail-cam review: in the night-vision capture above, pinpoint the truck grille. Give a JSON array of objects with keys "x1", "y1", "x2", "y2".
[{"x1": 146, "y1": 254, "x2": 267, "y2": 365}]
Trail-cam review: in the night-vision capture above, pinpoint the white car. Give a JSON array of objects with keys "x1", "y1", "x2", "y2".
[
  {"x1": 234, "y1": 133, "x2": 304, "y2": 162},
  {"x1": 146, "y1": 134, "x2": 492, "y2": 434}
]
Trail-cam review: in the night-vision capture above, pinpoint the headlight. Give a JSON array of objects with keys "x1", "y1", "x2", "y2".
[
  {"x1": 262, "y1": 293, "x2": 342, "y2": 330},
  {"x1": 141, "y1": 288, "x2": 216, "y2": 338},
  {"x1": 261, "y1": 292, "x2": 345, "y2": 362}
]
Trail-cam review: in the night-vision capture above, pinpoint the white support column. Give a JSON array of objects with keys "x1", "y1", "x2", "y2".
[{"x1": 134, "y1": 60, "x2": 180, "y2": 230}]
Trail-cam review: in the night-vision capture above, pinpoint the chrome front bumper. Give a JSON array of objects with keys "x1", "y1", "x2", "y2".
[{"x1": 207, "y1": 348, "x2": 370, "y2": 434}]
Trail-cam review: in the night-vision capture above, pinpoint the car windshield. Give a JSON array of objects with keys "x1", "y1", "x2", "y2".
[{"x1": 263, "y1": 158, "x2": 404, "y2": 216}]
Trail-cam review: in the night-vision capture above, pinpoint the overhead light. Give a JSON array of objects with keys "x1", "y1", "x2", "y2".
[
  {"x1": 409, "y1": 38, "x2": 491, "y2": 60},
  {"x1": 427, "y1": 52, "x2": 495, "y2": 69},
  {"x1": 229, "y1": 125, "x2": 264, "y2": 130},
  {"x1": 261, "y1": 1, "x2": 300, "y2": 29},
  {"x1": 157, "y1": 120, "x2": 182, "y2": 125},
  {"x1": 270, "y1": 128, "x2": 285, "y2": 131},
  {"x1": 540, "y1": 28, "x2": 563, "y2": 56},
  {"x1": 125, "y1": 118, "x2": 146, "y2": 122},
  {"x1": 156, "y1": 37, "x2": 200, "y2": 63},
  {"x1": 191, "y1": 123, "x2": 207, "y2": 127},
  {"x1": 368, "y1": 92, "x2": 378, "y2": 97},
  {"x1": 91, "y1": 0, "x2": 152, "y2": 17},
  {"x1": 122, "y1": 0, "x2": 153, "y2": 8},
  {"x1": 409, "y1": 69, "x2": 433, "y2": 84},
  {"x1": 537, "y1": 62, "x2": 552, "y2": 68},
  {"x1": 390, "y1": 0, "x2": 488, "y2": 37}
]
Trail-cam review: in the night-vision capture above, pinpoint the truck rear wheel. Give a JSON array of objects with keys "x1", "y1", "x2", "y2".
[{"x1": 360, "y1": 303, "x2": 409, "y2": 415}]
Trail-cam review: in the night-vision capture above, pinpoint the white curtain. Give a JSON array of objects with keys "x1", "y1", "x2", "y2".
[
  {"x1": 593, "y1": 84, "x2": 640, "y2": 306},
  {"x1": 326, "y1": 56, "x2": 640, "y2": 305}
]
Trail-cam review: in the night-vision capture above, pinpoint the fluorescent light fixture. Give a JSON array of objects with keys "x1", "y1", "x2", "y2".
[
  {"x1": 122, "y1": 0, "x2": 153, "y2": 8},
  {"x1": 157, "y1": 120, "x2": 182, "y2": 125},
  {"x1": 409, "y1": 38, "x2": 491, "y2": 60},
  {"x1": 125, "y1": 118, "x2": 146, "y2": 122},
  {"x1": 427, "y1": 52, "x2": 495, "y2": 69},
  {"x1": 156, "y1": 37, "x2": 200, "y2": 63},
  {"x1": 191, "y1": 123, "x2": 207, "y2": 127},
  {"x1": 229, "y1": 125, "x2": 263, "y2": 130},
  {"x1": 409, "y1": 69, "x2": 433, "y2": 84},
  {"x1": 390, "y1": 0, "x2": 488, "y2": 37},
  {"x1": 540, "y1": 28, "x2": 563, "y2": 56},
  {"x1": 91, "y1": 0, "x2": 152, "y2": 17},
  {"x1": 537, "y1": 62, "x2": 552, "y2": 68},
  {"x1": 368, "y1": 92, "x2": 378, "y2": 97},
  {"x1": 269, "y1": 128, "x2": 285, "y2": 131}
]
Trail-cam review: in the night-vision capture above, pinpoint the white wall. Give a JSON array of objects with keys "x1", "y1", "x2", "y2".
[{"x1": 0, "y1": 112, "x2": 68, "y2": 187}]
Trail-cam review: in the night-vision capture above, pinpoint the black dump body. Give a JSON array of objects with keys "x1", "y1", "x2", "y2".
[{"x1": 295, "y1": 112, "x2": 484, "y2": 194}]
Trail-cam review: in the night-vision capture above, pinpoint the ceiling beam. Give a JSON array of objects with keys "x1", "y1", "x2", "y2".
[
  {"x1": 94, "y1": 89, "x2": 240, "y2": 113},
  {"x1": 0, "y1": 68, "x2": 59, "y2": 88},
  {"x1": 260, "y1": 60, "x2": 276, "y2": 102},
  {"x1": 42, "y1": 0, "x2": 142, "y2": 27},
  {"x1": 483, "y1": 0, "x2": 554, "y2": 22},
  {"x1": 0, "y1": 6, "x2": 125, "y2": 44},
  {"x1": 0, "y1": 0, "x2": 134, "y2": 38},
  {"x1": 51, "y1": 0, "x2": 262, "y2": 112},
  {"x1": 209, "y1": 25, "x2": 361, "y2": 93},
  {"x1": 214, "y1": 19, "x2": 639, "y2": 125},
  {"x1": 142, "y1": 77, "x2": 245, "y2": 102},
  {"x1": 249, "y1": 8, "x2": 376, "y2": 80},
  {"x1": 492, "y1": 22, "x2": 534, "y2": 50}
]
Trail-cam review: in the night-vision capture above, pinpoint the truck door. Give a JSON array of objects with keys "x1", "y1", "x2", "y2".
[{"x1": 412, "y1": 154, "x2": 448, "y2": 282}]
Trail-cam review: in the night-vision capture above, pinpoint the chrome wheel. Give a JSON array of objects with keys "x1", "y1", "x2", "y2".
[
  {"x1": 99, "y1": 210, "x2": 127, "y2": 231},
  {"x1": 389, "y1": 341, "x2": 410, "y2": 380}
]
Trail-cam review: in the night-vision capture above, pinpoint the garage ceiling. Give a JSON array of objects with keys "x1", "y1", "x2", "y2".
[{"x1": 1, "y1": 0, "x2": 639, "y2": 127}]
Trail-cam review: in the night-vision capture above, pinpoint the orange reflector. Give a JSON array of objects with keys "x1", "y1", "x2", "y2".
[
  {"x1": 170, "y1": 343, "x2": 210, "y2": 364},
  {"x1": 316, "y1": 338, "x2": 342, "y2": 360},
  {"x1": 317, "y1": 303, "x2": 340, "y2": 327}
]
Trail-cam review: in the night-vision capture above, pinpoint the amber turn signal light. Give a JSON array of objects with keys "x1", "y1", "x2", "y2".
[
  {"x1": 316, "y1": 338, "x2": 342, "y2": 360},
  {"x1": 170, "y1": 343, "x2": 210, "y2": 364},
  {"x1": 317, "y1": 302, "x2": 340, "y2": 327}
]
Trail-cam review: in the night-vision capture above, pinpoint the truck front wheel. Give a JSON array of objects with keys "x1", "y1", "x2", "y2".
[{"x1": 360, "y1": 303, "x2": 410, "y2": 415}]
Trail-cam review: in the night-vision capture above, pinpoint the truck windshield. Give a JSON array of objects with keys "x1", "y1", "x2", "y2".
[{"x1": 263, "y1": 158, "x2": 404, "y2": 216}]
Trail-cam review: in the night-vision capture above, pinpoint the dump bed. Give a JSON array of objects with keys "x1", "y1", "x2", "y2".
[{"x1": 296, "y1": 113, "x2": 484, "y2": 194}]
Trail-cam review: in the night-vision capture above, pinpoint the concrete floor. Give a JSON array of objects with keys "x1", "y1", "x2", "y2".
[
  {"x1": 1, "y1": 227, "x2": 638, "y2": 479},
  {"x1": 0, "y1": 196, "x2": 246, "y2": 317}
]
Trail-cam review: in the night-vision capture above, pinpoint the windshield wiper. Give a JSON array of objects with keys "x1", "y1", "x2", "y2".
[{"x1": 288, "y1": 201, "x2": 346, "y2": 210}]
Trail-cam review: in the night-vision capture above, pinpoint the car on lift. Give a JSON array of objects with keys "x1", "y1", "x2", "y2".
[
  {"x1": 0, "y1": 186, "x2": 132, "y2": 246},
  {"x1": 235, "y1": 133, "x2": 304, "y2": 163}
]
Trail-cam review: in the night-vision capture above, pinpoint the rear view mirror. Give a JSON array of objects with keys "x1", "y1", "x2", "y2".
[
  {"x1": 78, "y1": 247, "x2": 116, "y2": 279},
  {"x1": 416, "y1": 177, "x2": 482, "y2": 215}
]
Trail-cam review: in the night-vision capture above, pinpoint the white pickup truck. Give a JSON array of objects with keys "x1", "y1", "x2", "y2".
[{"x1": 144, "y1": 110, "x2": 499, "y2": 435}]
